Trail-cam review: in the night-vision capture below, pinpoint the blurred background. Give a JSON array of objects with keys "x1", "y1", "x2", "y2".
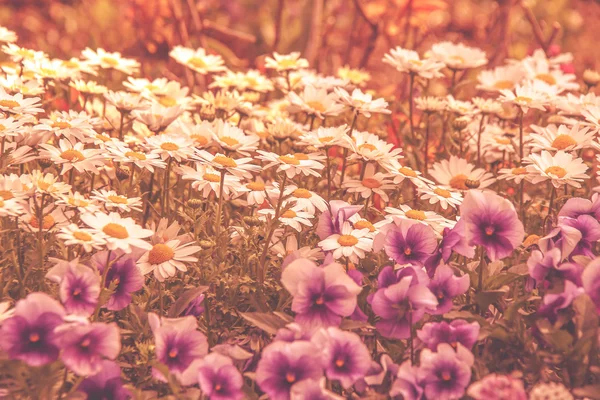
[{"x1": 1, "y1": 0, "x2": 599, "y2": 82}]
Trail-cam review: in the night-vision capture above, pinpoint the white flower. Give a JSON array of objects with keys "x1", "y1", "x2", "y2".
[
  {"x1": 298, "y1": 125, "x2": 350, "y2": 148},
  {"x1": 34, "y1": 110, "x2": 98, "y2": 142},
  {"x1": 287, "y1": 85, "x2": 344, "y2": 119},
  {"x1": 384, "y1": 205, "x2": 448, "y2": 233},
  {"x1": 382, "y1": 47, "x2": 444, "y2": 79},
  {"x1": 286, "y1": 185, "x2": 328, "y2": 214},
  {"x1": 265, "y1": 52, "x2": 309, "y2": 72},
  {"x1": 211, "y1": 120, "x2": 259, "y2": 156},
  {"x1": 417, "y1": 185, "x2": 463, "y2": 210},
  {"x1": 256, "y1": 151, "x2": 324, "y2": 179},
  {"x1": 57, "y1": 224, "x2": 107, "y2": 252},
  {"x1": 178, "y1": 163, "x2": 242, "y2": 199},
  {"x1": 106, "y1": 143, "x2": 166, "y2": 172},
  {"x1": 0, "y1": 87, "x2": 43, "y2": 115},
  {"x1": 133, "y1": 103, "x2": 183, "y2": 132},
  {"x1": 81, "y1": 212, "x2": 153, "y2": 253},
  {"x1": 39, "y1": 139, "x2": 105, "y2": 175},
  {"x1": 318, "y1": 221, "x2": 372, "y2": 263},
  {"x1": 429, "y1": 155, "x2": 496, "y2": 191},
  {"x1": 82, "y1": 48, "x2": 140, "y2": 75},
  {"x1": 169, "y1": 46, "x2": 226, "y2": 75},
  {"x1": 0, "y1": 26, "x2": 17, "y2": 43},
  {"x1": 259, "y1": 204, "x2": 313, "y2": 232},
  {"x1": 343, "y1": 172, "x2": 395, "y2": 202},
  {"x1": 428, "y1": 41, "x2": 488, "y2": 70},
  {"x1": 0, "y1": 196, "x2": 24, "y2": 217},
  {"x1": 104, "y1": 91, "x2": 149, "y2": 112},
  {"x1": 498, "y1": 80, "x2": 557, "y2": 113},
  {"x1": 384, "y1": 163, "x2": 434, "y2": 187},
  {"x1": 345, "y1": 130, "x2": 403, "y2": 168},
  {"x1": 146, "y1": 134, "x2": 195, "y2": 162},
  {"x1": 497, "y1": 166, "x2": 531, "y2": 184},
  {"x1": 415, "y1": 96, "x2": 447, "y2": 112},
  {"x1": 137, "y1": 239, "x2": 202, "y2": 282},
  {"x1": 195, "y1": 150, "x2": 260, "y2": 179},
  {"x1": 334, "y1": 87, "x2": 391, "y2": 117},
  {"x1": 91, "y1": 189, "x2": 143, "y2": 212},
  {"x1": 528, "y1": 124, "x2": 596, "y2": 152},
  {"x1": 476, "y1": 64, "x2": 525, "y2": 92},
  {"x1": 525, "y1": 150, "x2": 589, "y2": 188}
]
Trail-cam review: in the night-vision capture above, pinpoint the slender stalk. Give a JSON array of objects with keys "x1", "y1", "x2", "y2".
[
  {"x1": 325, "y1": 148, "x2": 332, "y2": 205},
  {"x1": 214, "y1": 170, "x2": 227, "y2": 238},
  {"x1": 92, "y1": 250, "x2": 112, "y2": 321},
  {"x1": 518, "y1": 110, "x2": 525, "y2": 220},
  {"x1": 143, "y1": 170, "x2": 156, "y2": 227},
  {"x1": 162, "y1": 158, "x2": 173, "y2": 214},
  {"x1": 309, "y1": 114, "x2": 317, "y2": 131},
  {"x1": 118, "y1": 111, "x2": 125, "y2": 140},
  {"x1": 340, "y1": 111, "x2": 359, "y2": 185},
  {"x1": 408, "y1": 309, "x2": 414, "y2": 364},
  {"x1": 477, "y1": 247, "x2": 486, "y2": 293},
  {"x1": 424, "y1": 113, "x2": 431, "y2": 175},
  {"x1": 408, "y1": 73, "x2": 415, "y2": 139},
  {"x1": 476, "y1": 113, "x2": 486, "y2": 165}
]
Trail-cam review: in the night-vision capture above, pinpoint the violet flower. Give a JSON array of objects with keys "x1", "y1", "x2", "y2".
[
  {"x1": 281, "y1": 258, "x2": 362, "y2": 332},
  {"x1": 537, "y1": 280, "x2": 584, "y2": 324},
  {"x1": 419, "y1": 343, "x2": 474, "y2": 400},
  {"x1": 290, "y1": 378, "x2": 344, "y2": 399},
  {"x1": 347, "y1": 269, "x2": 368, "y2": 322},
  {"x1": 558, "y1": 195, "x2": 600, "y2": 220},
  {"x1": 460, "y1": 190, "x2": 524, "y2": 261},
  {"x1": 55, "y1": 322, "x2": 121, "y2": 376},
  {"x1": 256, "y1": 340, "x2": 323, "y2": 400},
  {"x1": 78, "y1": 360, "x2": 130, "y2": 400},
  {"x1": 275, "y1": 323, "x2": 313, "y2": 342},
  {"x1": 467, "y1": 373, "x2": 527, "y2": 400},
  {"x1": 181, "y1": 293, "x2": 206, "y2": 317},
  {"x1": 538, "y1": 224, "x2": 582, "y2": 261},
  {"x1": 0, "y1": 293, "x2": 65, "y2": 366},
  {"x1": 312, "y1": 327, "x2": 371, "y2": 388},
  {"x1": 427, "y1": 264, "x2": 469, "y2": 315},
  {"x1": 148, "y1": 313, "x2": 208, "y2": 383},
  {"x1": 384, "y1": 221, "x2": 438, "y2": 266},
  {"x1": 390, "y1": 360, "x2": 424, "y2": 400},
  {"x1": 90, "y1": 250, "x2": 144, "y2": 311},
  {"x1": 425, "y1": 219, "x2": 475, "y2": 276},
  {"x1": 316, "y1": 200, "x2": 362, "y2": 240},
  {"x1": 197, "y1": 353, "x2": 244, "y2": 400},
  {"x1": 559, "y1": 215, "x2": 600, "y2": 258},
  {"x1": 371, "y1": 275, "x2": 438, "y2": 339},
  {"x1": 417, "y1": 320, "x2": 480, "y2": 351},
  {"x1": 582, "y1": 257, "x2": 600, "y2": 313},
  {"x1": 46, "y1": 260, "x2": 100, "y2": 317}
]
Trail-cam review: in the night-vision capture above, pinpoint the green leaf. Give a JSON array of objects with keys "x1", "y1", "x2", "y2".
[
  {"x1": 573, "y1": 385, "x2": 600, "y2": 399},
  {"x1": 167, "y1": 286, "x2": 209, "y2": 318},
  {"x1": 474, "y1": 290, "x2": 506, "y2": 312},
  {"x1": 484, "y1": 273, "x2": 523, "y2": 290},
  {"x1": 241, "y1": 312, "x2": 290, "y2": 335}
]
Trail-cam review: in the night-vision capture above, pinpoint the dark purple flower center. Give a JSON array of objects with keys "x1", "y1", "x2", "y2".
[
  {"x1": 484, "y1": 226, "x2": 496, "y2": 236},
  {"x1": 29, "y1": 332, "x2": 40, "y2": 343},
  {"x1": 404, "y1": 247, "x2": 412, "y2": 256},
  {"x1": 392, "y1": 301, "x2": 410, "y2": 318},
  {"x1": 314, "y1": 296, "x2": 324, "y2": 305},
  {"x1": 168, "y1": 348, "x2": 179, "y2": 359},
  {"x1": 335, "y1": 358, "x2": 345, "y2": 368},
  {"x1": 286, "y1": 372, "x2": 296, "y2": 383},
  {"x1": 441, "y1": 371, "x2": 452, "y2": 381}
]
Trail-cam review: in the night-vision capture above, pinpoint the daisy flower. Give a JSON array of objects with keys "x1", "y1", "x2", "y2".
[
  {"x1": 145, "y1": 81, "x2": 193, "y2": 109},
  {"x1": 337, "y1": 66, "x2": 371, "y2": 87},
  {"x1": 0, "y1": 26, "x2": 17, "y2": 43},
  {"x1": 179, "y1": 163, "x2": 242, "y2": 199},
  {"x1": 104, "y1": 91, "x2": 149, "y2": 112},
  {"x1": 348, "y1": 213, "x2": 378, "y2": 238},
  {"x1": 429, "y1": 156, "x2": 495, "y2": 191},
  {"x1": 25, "y1": 58, "x2": 72, "y2": 81},
  {"x1": 133, "y1": 103, "x2": 183, "y2": 132},
  {"x1": 1, "y1": 44, "x2": 47, "y2": 63},
  {"x1": 124, "y1": 77, "x2": 169, "y2": 94},
  {"x1": 298, "y1": 125, "x2": 350, "y2": 148},
  {"x1": 259, "y1": 204, "x2": 313, "y2": 232},
  {"x1": 498, "y1": 80, "x2": 556, "y2": 113},
  {"x1": 20, "y1": 204, "x2": 70, "y2": 233},
  {"x1": 384, "y1": 205, "x2": 448, "y2": 232},
  {"x1": 0, "y1": 173, "x2": 28, "y2": 202},
  {"x1": 343, "y1": 172, "x2": 395, "y2": 202},
  {"x1": 581, "y1": 105, "x2": 600, "y2": 130},
  {"x1": 243, "y1": 179, "x2": 271, "y2": 206},
  {"x1": 146, "y1": 134, "x2": 194, "y2": 162},
  {"x1": 445, "y1": 96, "x2": 478, "y2": 116},
  {"x1": 415, "y1": 97, "x2": 447, "y2": 112},
  {"x1": 418, "y1": 185, "x2": 463, "y2": 210},
  {"x1": 555, "y1": 92, "x2": 600, "y2": 117},
  {"x1": 106, "y1": 143, "x2": 166, "y2": 173},
  {"x1": 522, "y1": 56, "x2": 579, "y2": 93},
  {"x1": 169, "y1": 46, "x2": 226, "y2": 75},
  {"x1": 334, "y1": 88, "x2": 391, "y2": 117},
  {"x1": 0, "y1": 75, "x2": 45, "y2": 96},
  {"x1": 318, "y1": 221, "x2": 372, "y2": 263},
  {"x1": 287, "y1": 85, "x2": 344, "y2": 119},
  {"x1": 82, "y1": 48, "x2": 140, "y2": 75},
  {"x1": 525, "y1": 150, "x2": 589, "y2": 189},
  {"x1": 0, "y1": 116, "x2": 26, "y2": 138},
  {"x1": 70, "y1": 80, "x2": 108, "y2": 95},
  {"x1": 91, "y1": 189, "x2": 143, "y2": 213},
  {"x1": 81, "y1": 212, "x2": 153, "y2": 253},
  {"x1": 345, "y1": 130, "x2": 403, "y2": 167},
  {"x1": 170, "y1": 119, "x2": 213, "y2": 148},
  {"x1": 472, "y1": 97, "x2": 504, "y2": 115},
  {"x1": 34, "y1": 110, "x2": 97, "y2": 142},
  {"x1": 211, "y1": 120, "x2": 259, "y2": 156},
  {"x1": 271, "y1": 235, "x2": 323, "y2": 262},
  {"x1": 428, "y1": 41, "x2": 488, "y2": 70},
  {"x1": 57, "y1": 224, "x2": 107, "y2": 253},
  {"x1": 137, "y1": 239, "x2": 202, "y2": 282},
  {"x1": 56, "y1": 192, "x2": 100, "y2": 214},
  {"x1": 384, "y1": 163, "x2": 433, "y2": 187},
  {"x1": 286, "y1": 185, "x2": 328, "y2": 214},
  {"x1": 382, "y1": 47, "x2": 444, "y2": 79},
  {"x1": 0, "y1": 196, "x2": 24, "y2": 217},
  {"x1": 39, "y1": 139, "x2": 105, "y2": 175},
  {"x1": 476, "y1": 64, "x2": 525, "y2": 92},
  {"x1": 497, "y1": 166, "x2": 531, "y2": 184},
  {"x1": 265, "y1": 52, "x2": 309, "y2": 72},
  {"x1": 528, "y1": 124, "x2": 595, "y2": 152},
  {"x1": 0, "y1": 88, "x2": 43, "y2": 115},
  {"x1": 195, "y1": 150, "x2": 260, "y2": 179},
  {"x1": 256, "y1": 151, "x2": 324, "y2": 179},
  {"x1": 27, "y1": 170, "x2": 72, "y2": 196}
]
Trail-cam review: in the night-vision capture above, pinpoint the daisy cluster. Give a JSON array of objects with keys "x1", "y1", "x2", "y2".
[{"x1": 0, "y1": 22, "x2": 597, "y2": 400}]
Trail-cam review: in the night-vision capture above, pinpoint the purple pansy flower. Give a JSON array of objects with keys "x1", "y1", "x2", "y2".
[
  {"x1": 558, "y1": 194, "x2": 600, "y2": 220},
  {"x1": 0, "y1": 293, "x2": 65, "y2": 366},
  {"x1": 420, "y1": 343, "x2": 474, "y2": 400},
  {"x1": 390, "y1": 360, "x2": 424, "y2": 400},
  {"x1": 316, "y1": 200, "x2": 362, "y2": 240},
  {"x1": 460, "y1": 190, "x2": 524, "y2": 261},
  {"x1": 538, "y1": 224, "x2": 582, "y2": 261},
  {"x1": 256, "y1": 340, "x2": 323, "y2": 400},
  {"x1": 538, "y1": 280, "x2": 584, "y2": 324},
  {"x1": 55, "y1": 322, "x2": 121, "y2": 376},
  {"x1": 290, "y1": 378, "x2": 344, "y2": 399},
  {"x1": 371, "y1": 275, "x2": 438, "y2": 339},
  {"x1": 275, "y1": 323, "x2": 313, "y2": 342},
  {"x1": 148, "y1": 313, "x2": 208, "y2": 383},
  {"x1": 417, "y1": 320, "x2": 480, "y2": 351},
  {"x1": 197, "y1": 353, "x2": 244, "y2": 400},
  {"x1": 527, "y1": 248, "x2": 562, "y2": 284},
  {"x1": 181, "y1": 293, "x2": 206, "y2": 317},
  {"x1": 46, "y1": 260, "x2": 100, "y2": 317},
  {"x1": 384, "y1": 221, "x2": 438, "y2": 266},
  {"x1": 312, "y1": 327, "x2": 371, "y2": 388},
  {"x1": 426, "y1": 219, "x2": 475, "y2": 276},
  {"x1": 583, "y1": 257, "x2": 600, "y2": 313},
  {"x1": 78, "y1": 360, "x2": 130, "y2": 400},
  {"x1": 90, "y1": 251, "x2": 144, "y2": 311},
  {"x1": 559, "y1": 215, "x2": 600, "y2": 258},
  {"x1": 467, "y1": 373, "x2": 527, "y2": 400},
  {"x1": 347, "y1": 269, "x2": 368, "y2": 322},
  {"x1": 281, "y1": 258, "x2": 362, "y2": 332},
  {"x1": 427, "y1": 264, "x2": 469, "y2": 315}
]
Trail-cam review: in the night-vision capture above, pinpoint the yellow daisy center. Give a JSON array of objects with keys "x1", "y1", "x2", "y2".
[
  {"x1": 358, "y1": 143, "x2": 377, "y2": 152},
  {"x1": 535, "y1": 73, "x2": 557, "y2": 85},
  {"x1": 398, "y1": 167, "x2": 417, "y2": 177},
  {"x1": 449, "y1": 174, "x2": 469, "y2": 190},
  {"x1": 354, "y1": 220, "x2": 375, "y2": 232},
  {"x1": 0, "y1": 200, "x2": 4, "y2": 207},
  {"x1": 293, "y1": 188, "x2": 312, "y2": 198},
  {"x1": 213, "y1": 155, "x2": 237, "y2": 168},
  {"x1": 73, "y1": 231, "x2": 93, "y2": 241},
  {"x1": 514, "y1": 96, "x2": 532, "y2": 104},
  {"x1": 148, "y1": 243, "x2": 175, "y2": 265},
  {"x1": 338, "y1": 235, "x2": 359, "y2": 246},
  {"x1": 191, "y1": 135, "x2": 209, "y2": 146},
  {"x1": 293, "y1": 153, "x2": 309, "y2": 161},
  {"x1": 101, "y1": 56, "x2": 119, "y2": 67},
  {"x1": 551, "y1": 134, "x2": 577, "y2": 150},
  {"x1": 61, "y1": 149, "x2": 85, "y2": 161},
  {"x1": 319, "y1": 136, "x2": 334, "y2": 143},
  {"x1": 512, "y1": 167, "x2": 527, "y2": 175},
  {"x1": 493, "y1": 80, "x2": 514, "y2": 90},
  {"x1": 405, "y1": 210, "x2": 426, "y2": 220},
  {"x1": 495, "y1": 137, "x2": 511, "y2": 145},
  {"x1": 203, "y1": 173, "x2": 221, "y2": 183},
  {"x1": 306, "y1": 101, "x2": 326, "y2": 113},
  {"x1": 125, "y1": 151, "x2": 147, "y2": 161},
  {"x1": 361, "y1": 178, "x2": 381, "y2": 189},
  {"x1": 247, "y1": 181, "x2": 265, "y2": 191},
  {"x1": 0, "y1": 190, "x2": 14, "y2": 200},
  {"x1": 220, "y1": 136, "x2": 239, "y2": 147},
  {"x1": 188, "y1": 57, "x2": 207, "y2": 69},
  {"x1": 160, "y1": 142, "x2": 180, "y2": 151},
  {"x1": 158, "y1": 96, "x2": 177, "y2": 107},
  {"x1": 433, "y1": 188, "x2": 452, "y2": 198},
  {"x1": 0, "y1": 99, "x2": 19, "y2": 108},
  {"x1": 108, "y1": 195, "x2": 129, "y2": 204},
  {"x1": 30, "y1": 215, "x2": 55, "y2": 230},
  {"x1": 450, "y1": 55, "x2": 465, "y2": 65},
  {"x1": 102, "y1": 223, "x2": 129, "y2": 239},
  {"x1": 280, "y1": 210, "x2": 297, "y2": 219},
  {"x1": 68, "y1": 197, "x2": 89, "y2": 207},
  {"x1": 279, "y1": 155, "x2": 300, "y2": 165},
  {"x1": 545, "y1": 166, "x2": 567, "y2": 178}
]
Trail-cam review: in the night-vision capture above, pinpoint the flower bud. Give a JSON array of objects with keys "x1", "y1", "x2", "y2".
[
  {"x1": 188, "y1": 199, "x2": 203, "y2": 209},
  {"x1": 583, "y1": 69, "x2": 600, "y2": 87}
]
